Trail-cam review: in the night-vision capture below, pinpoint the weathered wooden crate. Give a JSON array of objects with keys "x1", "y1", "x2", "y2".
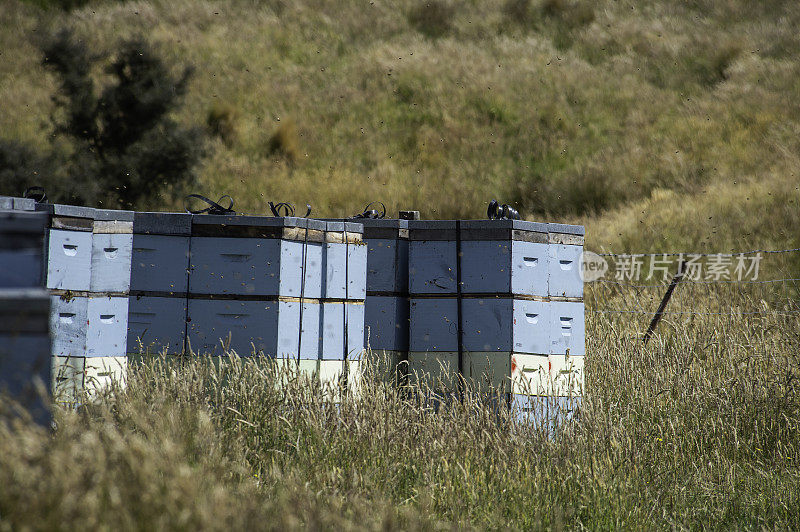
[
  {"x1": 408, "y1": 220, "x2": 458, "y2": 295},
  {"x1": 50, "y1": 294, "x2": 88, "y2": 358},
  {"x1": 459, "y1": 220, "x2": 549, "y2": 296},
  {"x1": 52, "y1": 355, "x2": 127, "y2": 403},
  {"x1": 361, "y1": 219, "x2": 410, "y2": 294},
  {"x1": 408, "y1": 297, "x2": 458, "y2": 352}
]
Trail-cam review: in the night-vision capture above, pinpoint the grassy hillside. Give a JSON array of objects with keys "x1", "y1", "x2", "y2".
[{"x1": 2, "y1": 0, "x2": 799, "y2": 255}]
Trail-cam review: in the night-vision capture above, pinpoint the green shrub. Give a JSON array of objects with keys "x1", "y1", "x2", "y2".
[{"x1": 39, "y1": 29, "x2": 205, "y2": 209}]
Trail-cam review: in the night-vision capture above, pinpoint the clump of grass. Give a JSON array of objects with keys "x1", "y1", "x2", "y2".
[
  {"x1": 407, "y1": 0, "x2": 456, "y2": 39},
  {"x1": 266, "y1": 119, "x2": 300, "y2": 164},
  {"x1": 206, "y1": 102, "x2": 239, "y2": 147}
]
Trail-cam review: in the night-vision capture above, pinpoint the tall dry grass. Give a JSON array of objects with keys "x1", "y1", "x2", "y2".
[{"x1": 1, "y1": 283, "x2": 798, "y2": 529}]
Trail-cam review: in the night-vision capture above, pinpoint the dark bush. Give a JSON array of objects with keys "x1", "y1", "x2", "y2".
[{"x1": 40, "y1": 29, "x2": 204, "y2": 208}]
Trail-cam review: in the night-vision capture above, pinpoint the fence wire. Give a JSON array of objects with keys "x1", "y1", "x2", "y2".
[{"x1": 586, "y1": 247, "x2": 799, "y2": 318}]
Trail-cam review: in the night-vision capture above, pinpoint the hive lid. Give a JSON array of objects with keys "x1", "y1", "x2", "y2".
[
  {"x1": 191, "y1": 214, "x2": 326, "y2": 240},
  {"x1": 325, "y1": 218, "x2": 407, "y2": 239},
  {"x1": 34, "y1": 203, "x2": 96, "y2": 219},
  {"x1": 0, "y1": 210, "x2": 49, "y2": 235},
  {"x1": 547, "y1": 223, "x2": 585, "y2": 236},
  {"x1": 408, "y1": 220, "x2": 457, "y2": 241},
  {"x1": 459, "y1": 219, "x2": 548, "y2": 242},
  {"x1": 13, "y1": 197, "x2": 36, "y2": 211},
  {"x1": 409, "y1": 219, "x2": 551, "y2": 241},
  {"x1": 133, "y1": 212, "x2": 192, "y2": 236},
  {"x1": 324, "y1": 220, "x2": 364, "y2": 234},
  {"x1": 94, "y1": 208, "x2": 135, "y2": 222}
]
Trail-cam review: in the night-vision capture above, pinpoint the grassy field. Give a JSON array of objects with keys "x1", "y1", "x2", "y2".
[
  {"x1": 2, "y1": 1, "x2": 800, "y2": 528},
  {"x1": 1, "y1": 0, "x2": 799, "y2": 255},
  {"x1": 1, "y1": 285, "x2": 799, "y2": 529}
]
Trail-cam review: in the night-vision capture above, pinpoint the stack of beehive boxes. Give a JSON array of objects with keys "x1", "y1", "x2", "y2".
[
  {"x1": 0, "y1": 204, "x2": 51, "y2": 423},
  {"x1": 318, "y1": 221, "x2": 366, "y2": 392},
  {"x1": 128, "y1": 213, "x2": 368, "y2": 393},
  {"x1": 182, "y1": 215, "x2": 325, "y2": 363},
  {"x1": 361, "y1": 218, "x2": 410, "y2": 382},
  {"x1": 127, "y1": 212, "x2": 192, "y2": 359},
  {"x1": 42, "y1": 205, "x2": 134, "y2": 402},
  {"x1": 406, "y1": 219, "x2": 585, "y2": 408}
]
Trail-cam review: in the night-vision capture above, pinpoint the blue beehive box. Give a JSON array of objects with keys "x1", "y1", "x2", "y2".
[
  {"x1": 0, "y1": 210, "x2": 48, "y2": 288},
  {"x1": 91, "y1": 209, "x2": 134, "y2": 293},
  {"x1": 128, "y1": 212, "x2": 192, "y2": 357},
  {"x1": 322, "y1": 221, "x2": 367, "y2": 300},
  {"x1": 186, "y1": 298, "x2": 319, "y2": 358},
  {"x1": 189, "y1": 215, "x2": 324, "y2": 298},
  {"x1": 0, "y1": 196, "x2": 36, "y2": 211},
  {"x1": 50, "y1": 294, "x2": 88, "y2": 358},
  {"x1": 319, "y1": 302, "x2": 365, "y2": 360},
  {"x1": 408, "y1": 220, "x2": 458, "y2": 295},
  {"x1": 549, "y1": 301, "x2": 585, "y2": 355},
  {"x1": 85, "y1": 295, "x2": 129, "y2": 357},
  {"x1": 360, "y1": 219, "x2": 410, "y2": 294},
  {"x1": 409, "y1": 220, "x2": 553, "y2": 296},
  {"x1": 0, "y1": 289, "x2": 51, "y2": 424},
  {"x1": 547, "y1": 223, "x2": 584, "y2": 298},
  {"x1": 37, "y1": 203, "x2": 96, "y2": 291},
  {"x1": 511, "y1": 394, "x2": 581, "y2": 429},
  {"x1": 363, "y1": 295, "x2": 409, "y2": 352},
  {"x1": 459, "y1": 220, "x2": 549, "y2": 296},
  {"x1": 130, "y1": 212, "x2": 192, "y2": 294},
  {"x1": 408, "y1": 297, "x2": 458, "y2": 352},
  {"x1": 461, "y1": 298, "x2": 551, "y2": 354},
  {"x1": 127, "y1": 295, "x2": 187, "y2": 355}
]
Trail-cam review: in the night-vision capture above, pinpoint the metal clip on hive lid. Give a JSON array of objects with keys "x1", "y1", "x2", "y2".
[
  {"x1": 23, "y1": 186, "x2": 48, "y2": 204},
  {"x1": 269, "y1": 201, "x2": 312, "y2": 218},
  {"x1": 185, "y1": 194, "x2": 236, "y2": 215},
  {"x1": 487, "y1": 199, "x2": 520, "y2": 221},
  {"x1": 351, "y1": 201, "x2": 386, "y2": 220}
]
